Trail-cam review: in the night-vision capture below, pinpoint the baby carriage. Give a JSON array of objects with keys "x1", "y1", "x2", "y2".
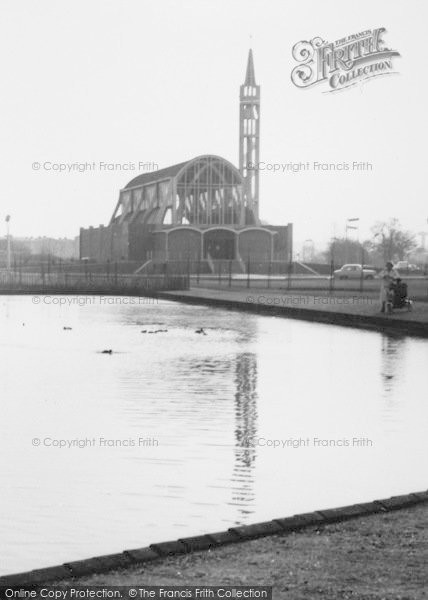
[{"x1": 386, "y1": 279, "x2": 413, "y2": 313}]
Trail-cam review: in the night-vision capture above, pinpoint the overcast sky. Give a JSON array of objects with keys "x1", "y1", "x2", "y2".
[{"x1": 1, "y1": 0, "x2": 427, "y2": 250}]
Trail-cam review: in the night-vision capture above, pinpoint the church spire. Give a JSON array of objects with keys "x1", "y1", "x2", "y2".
[
  {"x1": 239, "y1": 49, "x2": 260, "y2": 225},
  {"x1": 244, "y1": 49, "x2": 256, "y2": 86}
]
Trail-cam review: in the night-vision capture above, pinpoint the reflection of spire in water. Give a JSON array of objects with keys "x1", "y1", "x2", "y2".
[
  {"x1": 231, "y1": 352, "x2": 258, "y2": 521},
  {"x1": 380, "y1": 334, "x2": 406, "y2": 394},
  {"x1": 380, "y1": 334, "x2": 407, "y2": 431}
]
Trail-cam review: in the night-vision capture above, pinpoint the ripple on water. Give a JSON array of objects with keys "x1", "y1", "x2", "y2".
[{"x1": 0, "y1": 297, "x2": 427, "y2": 575}]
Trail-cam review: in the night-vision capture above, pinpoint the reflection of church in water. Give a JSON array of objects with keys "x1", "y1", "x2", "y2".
[{"x1": 231, "y1": 352, "x2": 258, "y2": 519}]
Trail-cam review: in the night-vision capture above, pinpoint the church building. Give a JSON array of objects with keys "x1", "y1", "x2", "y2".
[{"x1": 79, "y1": 50, "x2": 293, "y2": 269}]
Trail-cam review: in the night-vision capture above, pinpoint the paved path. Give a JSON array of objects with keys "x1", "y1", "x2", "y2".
[{"x1": 161, "y1": 287, "x2": 428, "y2": 336}]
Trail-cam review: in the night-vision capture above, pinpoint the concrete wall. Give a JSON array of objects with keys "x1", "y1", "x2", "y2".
[
  {"x1": 111, "y1": 223, "x2": 129, "y2": 261},
  {"x1": 238, "y1": 229, "x2": 273, "y2": 262},
  {"x1": 204, "y1": 229, "x2": 236, "y2": 260},
  {"x1": 80, "y1": 223, "x2": 129, "y2": 262},
  {"x1": 152, "y1": 231, "x2": 167, "y2": 261},
  {"x1": 128, "y1": 224, "x2": 155, "y2": 262},
  {"x1": 268, "y1": 224, "x2": 293, "y2": 262},
  {"x1": 80, "y1": 221, "x2": 293, "y2": 265},
  {"x1": 168, "y1": 229, "x2": 202, "y2": 261}
]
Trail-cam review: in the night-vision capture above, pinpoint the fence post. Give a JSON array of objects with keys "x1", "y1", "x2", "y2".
[
  {"x1": 425, "y1": 262, "x2": 428, "y2": 301},
  {"x1": 287, "y1": 258, "x2": 292, "y2": 290},
  {"x1": 360, "y1": 246, "x2": 365, "y2": 292},
  {"x1": 114, "y1": 261, "x2": 118, "y2": 286},
  {"x1": 163, "y1": 261, "x2": 168, "y2": 288},
  {"x1": 267, "y1": 260, "x2": 272, "y2": 289},
  {"x1": 197, "y1": 258, "x2": 200, "y2": 286},
  {"x1": 247, "y1": 256, "x2": 251, "y2": 289},
  {"x1": 228, "y1": 260, "x2": 232, "y2": 288},
  {"x1": 330, "y1": 259, "x2": 334, "y2": 292},
  {"x1": 218, "y1": 261, "x2": 222, "y2": 285}
]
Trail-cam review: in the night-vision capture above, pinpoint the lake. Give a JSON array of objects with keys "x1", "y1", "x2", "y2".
[{"x1": 1, "y1": 294, "x2": 427, "y2": 575}]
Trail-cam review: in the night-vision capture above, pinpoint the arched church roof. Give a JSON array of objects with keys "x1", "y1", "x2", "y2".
[
  {"x1": 123, "y1": 155, "x2": 242, "y2": 190},
  {"x1": 124, "y1": 160, "x2": 190, "y2": 189}
]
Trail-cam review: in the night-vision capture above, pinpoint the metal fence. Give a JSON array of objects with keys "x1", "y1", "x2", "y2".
[
  {"x1": 0, "y1": 270, "x2": 189, "y2": 294},
  {"x1": 2, "y1": 261, "x2": 427, "y2": 300},
  {"x1": 184, "y1": 260, "x2": 428, "y2": 300}
]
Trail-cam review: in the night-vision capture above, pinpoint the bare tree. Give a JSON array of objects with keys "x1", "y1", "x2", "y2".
[
  {"x1": 369, "y1": 219, "x2": 417, "y2": 262},
  {"x1": 324, "y1": 238, "x2": 371, "y2": 265}
]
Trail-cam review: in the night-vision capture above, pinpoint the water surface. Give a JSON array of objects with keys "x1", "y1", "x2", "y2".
[{"x1": 1, "y1": 294, "x2": 427, "y2": 575}]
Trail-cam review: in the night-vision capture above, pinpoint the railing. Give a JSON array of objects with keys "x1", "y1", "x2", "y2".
[
  {"x1": 0, "y1": 270, "x2": 189, "y2": 294},
  {"x1": 2, "y1": 262, "x2": 427, "y2": 300},
  {"x1": 128, "y1": 260, "x2": 428, "y2": 301}
]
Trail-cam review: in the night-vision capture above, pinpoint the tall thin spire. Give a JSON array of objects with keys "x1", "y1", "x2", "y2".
[
  {"x1": 244, "y1": 49, "x2": 256, "y2": 86},
  {"x1": 239, "y1": 49, "x2": 260, "y2": 225}
]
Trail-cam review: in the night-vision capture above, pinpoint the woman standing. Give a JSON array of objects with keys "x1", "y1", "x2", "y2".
[{"x1": 379, "y1": 261, "x2": 399, "y2": 313}]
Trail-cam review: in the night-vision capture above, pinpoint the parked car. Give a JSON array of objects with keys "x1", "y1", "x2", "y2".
[
  {"x1": 363, "y1": 264, "x2": 380, "y2": 273},
  {"x1": 394, "y1": 261, "x2": 410, "y2": 271},
  {"x1": 333, "y1": 264, "x2": 377, "y2": 280},
  {"x1": 393, "y1": 261, "x2": 423, "y2": 275}
]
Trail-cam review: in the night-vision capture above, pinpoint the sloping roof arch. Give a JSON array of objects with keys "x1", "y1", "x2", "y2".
[{"x1": 123, "y1": 155, "x2": 242, "y2": 190}]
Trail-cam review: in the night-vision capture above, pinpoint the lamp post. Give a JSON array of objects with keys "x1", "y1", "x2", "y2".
[
  {"x1": 345, "y1": 217, "x2": 360, "y2": 239},
  {"x1": 345, "y1": 217, "x2": 359, "y2": 262},
  {"x1": 5, "y1": 215, "x2": 11, "y2": 270},
  {"x1": 303, "y1": 239, "x2": 314, "y2": 262}
]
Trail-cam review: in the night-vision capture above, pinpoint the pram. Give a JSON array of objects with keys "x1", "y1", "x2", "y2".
[{"x1": 386, "y1": 279, "x2": 413, "y2": 313}]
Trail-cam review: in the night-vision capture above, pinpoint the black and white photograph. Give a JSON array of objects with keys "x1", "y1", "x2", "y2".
[{"x1": 0, "y1": 1, "x2": 427, "y2": 598}]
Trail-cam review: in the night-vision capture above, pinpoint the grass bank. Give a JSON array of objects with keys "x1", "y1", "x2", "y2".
[{"x1": 56, "y1": 503, "x2": 428, "y2": 599}]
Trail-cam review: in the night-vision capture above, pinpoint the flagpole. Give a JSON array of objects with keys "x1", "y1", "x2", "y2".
[{"x1": 5, "y1": 215, "x2": 11, "y2": 271}]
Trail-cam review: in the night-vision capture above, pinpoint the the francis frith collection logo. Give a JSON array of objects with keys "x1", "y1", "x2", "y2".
[{"x1": 291, "y1": 28, "x2": 400, "y2": 92}]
